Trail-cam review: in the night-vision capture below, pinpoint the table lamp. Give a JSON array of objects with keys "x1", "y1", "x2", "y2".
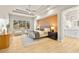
[{"x1": 51, "y1": 26, "x2": 55, "y2": 32}]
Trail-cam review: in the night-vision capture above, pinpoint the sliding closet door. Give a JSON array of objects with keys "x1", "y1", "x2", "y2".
[{"x1": 62, "y1": 6, "x2": 79, "y2": 40}]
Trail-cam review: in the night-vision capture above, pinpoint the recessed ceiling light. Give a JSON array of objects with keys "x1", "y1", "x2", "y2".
[
  {"x1": 47, "y1": 8, "x2": 50, "y2": 10},
  {"x1": 29, "y1": 12, "x2": 31, "y2": 14}
]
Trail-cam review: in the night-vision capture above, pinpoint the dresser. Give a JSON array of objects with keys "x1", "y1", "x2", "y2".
[{"x1": 0, "y1": 34, "x2": 10, "y2": 50}]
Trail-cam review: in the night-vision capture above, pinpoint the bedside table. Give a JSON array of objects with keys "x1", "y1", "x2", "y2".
[{"x1": 48, "y1": 32, "x2": 57, "y2": 40}]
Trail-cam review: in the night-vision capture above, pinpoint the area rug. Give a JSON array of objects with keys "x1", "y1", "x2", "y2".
[
  {"x1": 21, "y1": 34, "x2": 34, "y2": 47},
  {"x1": 20, "y1": 34, "x2": 48, "y2": 47}
]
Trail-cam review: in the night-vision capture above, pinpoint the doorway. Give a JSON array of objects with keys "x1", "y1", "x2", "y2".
[{"x1": 62, "y1": 6, "x2": 79, "y2": 40}]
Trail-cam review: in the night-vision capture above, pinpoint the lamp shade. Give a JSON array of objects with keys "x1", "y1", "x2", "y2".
[{"x1": 51, "y1": 26, "x2": 55, "y2": 30}]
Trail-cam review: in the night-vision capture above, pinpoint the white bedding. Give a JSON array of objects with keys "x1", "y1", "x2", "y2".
[
  {"x1": 28, "y1": 28, "x2": 50, "y2": 38},
  {"x1": 34, "y1": 29, "x2": 49, "y2": 37}
]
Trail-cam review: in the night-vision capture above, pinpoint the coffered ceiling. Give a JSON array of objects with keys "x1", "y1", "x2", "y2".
[
  {"x1": 12, "y1": 5, "x2": 56, "y2": 16},
  {"x1": 0, "y1": 5, "x2": 76, "y2": 20}
]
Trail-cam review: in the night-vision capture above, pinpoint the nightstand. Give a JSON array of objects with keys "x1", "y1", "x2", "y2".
[{"x1": 48, "y1": 32, "x2": 57, "y2": 40}]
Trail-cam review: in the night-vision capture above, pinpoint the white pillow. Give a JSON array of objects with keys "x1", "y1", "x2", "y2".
[{"x1": 44, "y1": 28, "x2": 50, "y2": 32}]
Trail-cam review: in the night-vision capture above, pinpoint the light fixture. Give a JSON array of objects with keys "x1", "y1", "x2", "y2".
[
  {"x1": 47, "y1": 8, "x2": 50, "y2": 10},
  {"x1": 51, "y1": 26, "x2": 55, "y2": 32},
  {"x1": 37, "y1": 25, "x2": 40, "y2": 30}
]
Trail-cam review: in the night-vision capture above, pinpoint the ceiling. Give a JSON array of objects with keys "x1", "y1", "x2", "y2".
[
  {"x1": 12, "y1": 5, "x2": 57, "y2": 18},
  {"x1": 0, "y1": 5, "x2": 76, "y2": 26},
  {"x1": 0, "y1": 5, "x2": 57, "y2": 19},
  {"x1": 0, "y1": 5, "x2": 76, "y2": 20}
]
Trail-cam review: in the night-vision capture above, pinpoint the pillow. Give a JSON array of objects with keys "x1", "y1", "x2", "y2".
[
  {"x1": 40, "y1": 28, "x2": 44, "y2": 31},
  {"x1": 44, "y1": 28, "x2": 50, "y2": 32},
  {"x1": 40, "y1": 26, "x2": 44, "y2": 31}
]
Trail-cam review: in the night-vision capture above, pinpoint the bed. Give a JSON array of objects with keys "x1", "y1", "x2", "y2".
[{"x1": 28, "y1": 25, "x2": 51, "y2": 39}]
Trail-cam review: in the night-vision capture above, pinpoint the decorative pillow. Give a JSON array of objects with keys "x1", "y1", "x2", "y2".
[
  {"x1": 44, "y1": 28, "x2": 50, "y2": 32},
  {"x1": 40, "y1": 26, "x2": 44, "y2": 31},
  {"x1": 40, "y1": 28, "x2": 44, "y2": 31}
]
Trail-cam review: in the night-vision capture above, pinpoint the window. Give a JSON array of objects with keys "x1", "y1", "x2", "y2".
[{"x1": 13, "y1": 20, "x2": 30, "y2": 30}]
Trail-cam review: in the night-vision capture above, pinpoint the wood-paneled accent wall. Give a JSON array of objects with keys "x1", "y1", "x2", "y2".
[{"x1": 37, "y1": 15, "x2": 57, "y2": 32}]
